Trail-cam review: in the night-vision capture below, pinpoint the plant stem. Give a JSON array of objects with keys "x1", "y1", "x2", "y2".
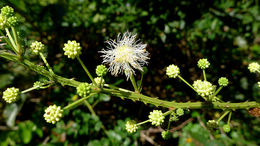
[
  {"x1": 1, "y1": 54, "x2": 259, "y2": 110},
  {"x1": 138, "y1": 71, "x2": 144, "y2": 92},
  {"x1": 21, "y1": 86, "x2": 38, "y2": 94},
  {"x1": 39, "y1": 53, "x2": 54, "y2": 74},
  {"x1": 77, "y1": 56, "x2": 96, "y2": 85},
  {"x1": 227, "y1": 112, "x2": 232, "y2": 125},
  {"x1": 83, "y1": 100, "x2": 108, "y2": 136},
  {"x1": 0, "y1": 30, "x2": 16, "y2": 52},
  {"x1": 137, "y1": 120, "x2": 150, "y2": 126},
  {"x1": 217, "y1": 110, "x2": 230, "y2": 123},
  {"x1": 83, "y1": 100, "x2": 96, "y2": 116},
  {"x1": 203, "y1": 70, "x2": 206, "y2": 81},
  {"x1": 130, "y1": 74, "x2": 139, "y2": 92},
  {"x1": 212, "y1": 86, "x2": 223, "y2": 97},
  {"x1": 11, "y1": 27, "x2": 21, "y2": 54},
  {"x1": 177, "y1": 75, "x2": 196, "y2": 92},
  {"x1": 63, "y1": 93, "x2": 95, "y2": 110},
  {"x1": 5, "y1": 28, "x2": 18, "y2": 53}
]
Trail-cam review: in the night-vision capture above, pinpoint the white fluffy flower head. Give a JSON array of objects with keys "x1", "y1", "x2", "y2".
[{"x1": 100, "y1": 32, "x2": 149, "y2": 79}]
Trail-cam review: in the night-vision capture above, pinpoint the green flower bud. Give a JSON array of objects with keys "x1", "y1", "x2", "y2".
[
  {"x1": 30, "y1": 41, "x2": 44, "y2": 55},
  {"x1": 197, "y1": 58, "x2": 210, "y2": 69},
  {"x1": 7, "y1": 16, "x2": 18, "y2": 27},
  {"x1": 248, "y1": 62, "x2": 260, "y2": 73},
  {"x1": 218, "y1": 77, "x2": 229, "y2": 87},
  {"x1": 43, "y1": 104, "x2": 63, "y2": 124},
  {"x1": 1, "y1": 6, "x2": 14, "y2": 18},
  {"x1": 223, "y1": 124, "x2": 230, "y2": 133},
  {"x1": 77, "y1": 83, "x2": 91, "y2": 97},
  {"x1": 94, "y1": 77, "x2": 105, "y2": 87},
  {"x1": 258, "y1": 82, "x2": 260, "y2": 88},
  {"x1": 63, "y1": 40, "x2": 82, "y2": 59},
  {"x1": 2, "y1": 87, "x2": 19, "y2": 103},
  {"x1": 166, "y1": 64, "x2": 180, "y2": 78},
  {"x1": 161, "y1": 130, "x2": 172, "y2": 140},
  {"x1": 193, "y1": 80, "x2": 215, "y2": 97},
  {"x1": 125, "y1": 120, "x2": 138, "y2": 133},
  {"x1": 96, "y1": 65, "x2": 108, "y2": 77},
  {"x1": 206, "y1": 120, "x2": 218, "y2": 130},
  {"x1": 33, "y1": 81, "x2": 45, "y2": 89},
  {"x1": 0, "y1": 14, "x2": 8, "y2": 30},
  {"x1": 176, "y1": 108, "x2": 184, "y2": 116},
  {"x1": 148, "y1": 110, "x2": 165, "y2": 126}
]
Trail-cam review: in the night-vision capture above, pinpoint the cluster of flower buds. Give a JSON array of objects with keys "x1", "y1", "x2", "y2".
[
  {"x1": 0, "y1": 6, "x2": 18, "y2": 29},
  {"x1": 77, "y1": 83, "x2": 92, "y2": 97},
  {"x1": 197, "y1": 58, "x2": 210, "y2": 70},
  {"x1": 43, "y1": 104, "x2": 63, "y2": 124},
  {"x1": 193, "y1": 80, "x2": 215, "y2": 97},
  {"x1": 63, "y1": 40, "x2": 82, "y2": 59},
  {"x1": 2, "y1": 87, "x2": 19, "y2": 103},
  {"x1": 166, "y1": 64, "x2": 180, "y2": 78},
  {"x1": 148, "y1": 110, "x2": 165, "y2": 126},
  {"x1": 248, "y1": 62, "x2": 260, "y2": 88},
  {"x1": 30, "y1": 41, "x2": 45, "y2": 55},
  {"x1": 125, "y1": 120, "x2": 139, "y2": 133}
]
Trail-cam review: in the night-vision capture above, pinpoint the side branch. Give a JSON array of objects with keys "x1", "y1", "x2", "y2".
[{"x1": 1, "y1": 53, "x2": 259, "y2": 110}]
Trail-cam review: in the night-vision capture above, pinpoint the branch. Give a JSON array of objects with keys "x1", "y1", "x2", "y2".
[{"x1": 0, "y1": 53, "x2": 259, "y2": 110}]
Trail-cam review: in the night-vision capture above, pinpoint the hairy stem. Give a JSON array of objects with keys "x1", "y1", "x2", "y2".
[
  {"x1": 0, "y1": 53, "x2": 259, "y2": 110},
  {"x1": 63, "y1": 93, "x2": 95, "y2": 110},
  {"x1": 39, "y1": 53, "x2": 54, "y2": 73}
]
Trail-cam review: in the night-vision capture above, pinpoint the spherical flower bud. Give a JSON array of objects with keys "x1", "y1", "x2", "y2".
[
  {"x1": 43, "y1": 104, "x2": 63, "y2": 124},
  {"x1": 197, "y1": 58, "x2": 210, "y2": 69},
  {"x1": 176, "y1": 108, "x2": 184, "y2": 116},
  {"x1": 94, "y1": 77, "x2": 105, "y2": 87},
  {"x1": 96, "y1": 65, "x2": 108, "y2": 77},
  {"x1": 1, "y1": 6, "x2": 14, "y2": 18},
  {"x1": 30, "y1": 41, "x2": 44, "y2": 55},
  {"x1": 206, "y1": 120, "x2": 218, "y2": 130},
  {"x1": 7, "y1": 16, "x2": 18, "y2": 27},
  {"x1": 148, "y1": 110, "x2": 165, "y2": 126},
  {"x1": 258, "y1": 82, "x2": 260, "y2": 88},
  {"x1": 125, "y1": 120, "x2": 138, "y2": 133},
  {"x1": 0, "y1": 14, "x2": 7, "y2": 30},
  {"x1": 2, "y1": 87, "x2": 19, "y2": 103},
  {"x1": 166, "y1": 64, "x2": 180, "y2": 78},
  {"x1": 248, "y1": 62, "x2": 260, "y2": 73},
  {"x1": 77, "y1": 83, "x2": 91, "y2": 97},
  {"x1": 218, "y1": 77, "x2": 229, "y2": 87},
  {"x1": 193, "y1": 80, "x2": 215, "y2": 97},
  {"x1": 63, "y1": 40, "x2": 82, "y2": 59},
  {"x1": 161, "y1": 130, "x2": 171, "y2": 140},
  {"x1": 223, "y1": 124, "x2": 230, "y2": 133}
]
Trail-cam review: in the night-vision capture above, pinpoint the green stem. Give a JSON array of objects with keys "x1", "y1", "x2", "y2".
[
  {"x1": 77, "y1": 56, "x2": 96, "y2": 85},
  {"x1": 137, "y1": 120, "x2": 150, "y2": 126},
  {"x1": 83, "y1": 100, "x2": 108, "y2": 136},
  {"x1": 130, "y1": 74, "x2": 139, "y2": 92},
  {"x1": 227, "y1": 112, "x2": 232, "y2": 125},
  {"x1": 5, "y1": 28, "x2": 18, "y2": 53},
  {"x1": 83, "y1": 100, "x2": 96, "y2": 116},
  {"x1": 21, "y1": 86, "x2": 38, "y2": 94},
  {"x1": 217, "y1": 110, "x2": 230, "y2": 123},
  {"x1": 212, "y1": 86, "x2": 223, "y2": 97},
  {"x1": 11, "y1": 27, "x2": 21, "y2": 54},
  {"x1": 0, "y1": 54, "x2": 259, "y2": 110},
  {"x1": 0, "y1": 30, "x2": 16, "y2": 52},
  {"x1": 138, "y1": 71, "x2": 144, "y2": 92},
  {"x1": 63, "y1": 93, "x2": 95, "y2": 110},
  {"x1": 39, "y1": 53, "x2": 54, "y2": 74},
  {"x1": 177, "y1": 75, "x2": 196, "y2": 92},
  {"x1": 167, "y1": 117, "x2": 171, "y2": 130},
  {"x1": 203, "y1": 70, "x2": 206, "y2": 81}
]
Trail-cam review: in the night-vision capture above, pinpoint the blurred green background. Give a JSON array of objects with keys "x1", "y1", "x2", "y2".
[{"x1": 0, "y1": 0, "x2": 259, "y2": 145}]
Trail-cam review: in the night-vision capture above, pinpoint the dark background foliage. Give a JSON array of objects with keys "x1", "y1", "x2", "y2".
[{"x1": 0, "y1": 0, "x2": 259, "y2": 145}]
